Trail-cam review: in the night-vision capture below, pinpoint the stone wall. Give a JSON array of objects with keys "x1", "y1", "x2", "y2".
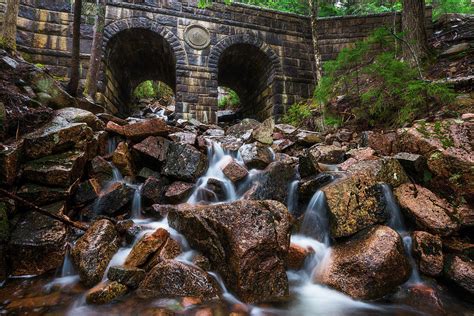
[{"x1": 0, "y1": 0, "x2": 433, "y2": 123}]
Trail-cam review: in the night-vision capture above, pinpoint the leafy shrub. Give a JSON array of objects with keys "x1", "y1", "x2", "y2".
[
  {"x1": 218, "y1": 88, "x2": 240, "y2": 109},
  {"x1": 314, "y1": 28, "x2": 455, "y2": 127},
  {"x1": 282, "y1": 102, "x2": 313, "y2": 126},
  {"x1": 133, "y1": 80, "x2": 174, "y2": 100}
]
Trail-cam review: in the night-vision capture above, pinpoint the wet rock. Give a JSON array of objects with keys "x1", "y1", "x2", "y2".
[
  {"x1": 243, "y1": 161, "x2": 295, "y2": 204},
  {"x1": 393, "y1": 152, "x2": 427, "y2": 180},
  {"x1": 395, "y1": 184, "x2": 459, "y2": 236},
  {"x1": 17, "y1": 183, "x2": 71, "y2": 206},
  {"x1": 137, "y1": 259, "x2": 220, "y2": 300},
  {"x1": 339, "y1": 147, "x2": 376, "y2": 171},
  {"x1": 137, "y1": 167, "x2": 161, "y2": 181},
  {"x1": 412, "y1": 231, "x2": 443, "y2": 277},
  {"x1": 94, "y1": 182, "x2": 134, "y2": 215},
  {"x1": 97, "y1": 113, "x2": 128, "y2": 126},
  {"x1": 132, "y1": 136, "x2": 171, "y2": 165},
  {"x1": 112, "y1": 142, "x2": 134, "y2": 177},
  {"x1": 53, "y1": 107, "x2": 104, "y2": 131},
  {"x1": 141, "y1": 176, "x2": 165, "y2": 205},
  {"x1": 162, "y1": 143, "x2": 207, "y2": 181},
  {"x1": 252, "y1": 118, "x2": 274, "y2": 145},
  {"x1": 107, "y1": 265, "x2": 146, "y2": 289},
  {"x1": 89, "y1": 156, "x2": 114, "y2": 185},
  {"x1": 164, "y1": 181, "x2": 194, "y2": 204},
  {"x1": 317, "y1": 225, "x2": 411, "y2": 299},
  {"x1": 287, "y1": 244, "x2": 311, "y2": 270},
  {"x1": 192, "y1": 253, "x2": 211, "y2": 271},
  {"x1": 298, "y1": 150, "x2": 319, "y2": 178},
  {"x1": 124, "y1": 228, "x2": 169, "y2": 268},
  {"x1": 238, "y1": 143, "x2": 274, "y2": 170},
  {"x1": 106, "y1": 118, "x2": 177, "y2": 141},
  {"x1": 73, "y1": 179, "x2": 101, "y2": 207},
  {"x1": 221, "y1": 157, "x2": 248, "y2": 183},
  {"x1": 204, "y1": 128, "x2": 225, "y2": 137},
  {"x1": 272, "y1": 138, "x2": 295, "y2": 152},
  {"x1": 23, "y1": 121, "x2": 93, "y2": 160},
  {"x1": 23, "y1": 150, "x2": 87, "y2": 188},
  {"x1": 72, "y1": 219, "x2": 120, "y2": 287},
  {"x1": 445, "y1": 255, "x2": 474, "y2": 295},
  {"x1": 168, "y1": 200, "x2": 291, "y2": 303},
  {"x1": 145, "y1": 237, "x2": 182, "y2": 271},
  {"x1": 30, "y1": 72, "x2": 77, "y2": 109},
  {"x1": 308, "y1": 144, "x2": 346, "y2": 165},
  {"x1": 9, "y1": 202, "x2": 67, "y2": 276},
  {"x1": 392, "y1": 284, "x2": 445, "y2": 316},
  {"x1": 116, "y1": 219, "x2": 142, "y2": 244},
  {"x1": 346, "y1": 158, "x2": 409, "y2": 188},
  {"x1": 226, "y1": 119, "x2": 260, "y2": 139},
  {"x1": 298, "y1": 173, "x2": 335, "y2": 201},
  {"x1": 0, "y1": 142, "x2": 21, "y2": 186},
  {"x1": 169, "y1": 131, "x2": 196, "y2": 145},
  {"x1": 86, "y1": 281, "x2": 128, "y2": 305}
]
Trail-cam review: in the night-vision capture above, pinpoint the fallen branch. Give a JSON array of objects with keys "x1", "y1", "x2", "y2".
[{"x1": 0, "y1": 188, "x2": 89, "y2": 231}]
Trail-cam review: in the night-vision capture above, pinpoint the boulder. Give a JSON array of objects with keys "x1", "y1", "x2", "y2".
[
  {"x1": 272, "y1": 139, "x2": 295, "y2": 152},
  {"x1": 17, "y1": 183, "x2": 71, "y2": 206},
  {"x1": 124, "y1": 228, "x2": 169, "y2": 268},
  {"x1": 252, "y1": 118, "x2": 274, "y2": 145},
  {"x1": 71, "y1": 219, "x2": 120, "y2": 287},
  {"x1": 393, "y1": 152, "x2": 427, "y2": 180},
  {"x1": 164, "y1": 181, "x2": 194, "y2": 204},
  {"x1": 308, "y1": 144, "x2": 346, "y2": 165},
  {"x1": 107, "y1": 265, "x2": 146, "y2": 289},
  {"x1": 204, "y1": 128, "x2": 225, "y2": 137},
  {"x1": 243, "y1": 161, "x2": 296, "y2": 204},
  {"x1": 22, "y1": 150, "x2": 87, "y2": 188},
  {"x1": 238, "y1": 143, "x2": 274, "y2": 170},
  {"x1": 162, "y1": 143, "x2": 207, "y2": 181},
  {"x1": 445, "y1": 255, "x2": 474, "y2": 295},
  {"x1": 144, "y1": 236, "x2": 182, "y2": 271},
  {"x1": 23, "y1": 121, "x2": 93, "y2": 160},
  {"x1": 412, "y1": 231, "x2": 443, "y2": 277},
  {"x1": 360, "y1": 130, "x2": 398, "y2": 156},
  {"x1": 287, "y1": 244, "x2": 311, "y2": 270},
  {"x1": 93, "y1": 182, "x2": 134, "y2": 215},
  {"x1": 317, "y1": 225, "x2": 411, "y2": 299},
  {"x1": 132, "y1": 136, "x2": 171, "y2": 165},
  {"x1": 295, "y1": 130, "x2": 323, "y2": 145},
  {"x1": 168, "y1": 200, "x2": 291, "y2": 303},
  {"x1": 275, "y1": 124, "x2": 297, "y2": 135},
  {"x1": 53, "y1": 107, "x2": 104, "y2": 131},
  {"x1": 221, "y1": 157, "x2": 248, "y2": 183},
  {"x1": 106, "y1": 119, "x2": 177, "y2": 141},
  {"x1": 298, "y1": 174, "x2": 335, "y2": 201},
  {"x1": 395, "y1": 184, "x2": 459, "y2": 236},
  {"x1": 169, "y1": 131, "x2": 197, "y2": 145},
  {"x1": 141, "y1": 176, "x2": 165, "y2": 205},
  {"x1": 73, "y1": 179, "x2": 101, "y2": 207},
  {"x1": 8, "y1": 202, "x2": 67, "y2": 276},
  {"x1": 86, "y1": 281, "x2": 128, "y2": 305},
  {"x1": 137, "y1": 260, "x2": 220, "y2": 300},
  {"x1": 30, "y1": 72, "x2": 77, "y2": 109},
  {"x1": 112, "y1": 142, "x2": 134, "y2": 177},
  {"x1": 0, "y1": 142, "x2": 21, "y2": 186},
  {"x1": 226, "y1": 119, "x2": 260, "y2": 139},
  {"x1": 346, "y1": 158, "x2": 409, "y2": 188}
]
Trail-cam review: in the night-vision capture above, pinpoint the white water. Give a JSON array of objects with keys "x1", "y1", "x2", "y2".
[
  {"x1": 131, "y1": 184, "x2": 143, "y2": 219},
  {"x1": 45, "y1": 243, "x2": 80, "y2": 290},
  {"x1": 300, "y1": 191, "x2": 331, "y2": 245},
  {"x1": 381, "y1": 184, "x2": 422, "y2": 284},
  {"x1": 287, "y1": 180, "x2": 299, "y2": 214}
]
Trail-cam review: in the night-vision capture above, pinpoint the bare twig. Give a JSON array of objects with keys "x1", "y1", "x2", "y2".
[{"x1": 0, "y1": 188, "x2": 89, "y2": 231}]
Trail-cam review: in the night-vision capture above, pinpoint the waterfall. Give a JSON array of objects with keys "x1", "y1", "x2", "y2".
[
  {"x1": 287, "y1": 180, "x2": 300, "y2": 214},
  {"x1": 300, "y1": 191, "x2": 331, "y2": 245},
  {"x1": 381, "y1": 184, "x2": 422, "y2": 284},
  {"x1": 61, "y1": 243, "x2": 75, "y2": 278},
  {"x1": 131, "y1": 184, "x2": 143, "y2": 219}
]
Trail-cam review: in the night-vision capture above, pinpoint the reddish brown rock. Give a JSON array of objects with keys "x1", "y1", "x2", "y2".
[
  {"x1": 238, "y1": 143, "x2": 274, "y2": 170},
  {"x1": 221, "y1": 157, "x2": 248, "y2": 183},
  {"x1": 141, "y1": 176, "x2": 165, "y2": 204},
  {"x1": 395, "y1": 184, "x2": 460, "y2": 236},
  {"x1": 164, "y1": 181, "x2": 194, "y2": 204},
  {"x1": 412, "y1": 231, "x2": 444, "y2": 277},
  {"x1": 132, "y1": 136, "x2": 171, "y2": 164},
  {"x1": 162, "y1": 143, "x2": 208, "y2": 181},
  {"x1": 106, "y1": 119, "x2": 177, "y2": 141},
  {"x1": 169, "y1": 131, "x2": 197, "y2": 145},
  {"x1": 445, "y1": 255, "x2": 474, "y2": 295},
  {"x1": 317, "y1": 225, "x2": 410, "y2": 299},
  {"x1": 112, "y1": 142, "x2": 134, "y2": 177},
  {"x1": 287, "y1": 244, "x2": 311, "y2": 270},
  {"x1": 145, "y1": 237, "x2": 182, "y2": 271},
  {"x1": 124, "y1": 228, "x2": 169, "y2": 268},
  {"x1": 94, "y1": 182, "x2": 134, "y2": 215},
  {"x1": 308, "y1": 144, "x2": 347, "y2": 165},
  {"x1": 361, "y1": 130, "x2": 398, "y2": 155},
  {"x1": 137, "y1": 260, "x2": 220, "y2": 300},
  {"x1": 168, "y1": 200, "x2": 291, "y2": 303},
  {"x1": 86, "y1": 281, "x2": 128, "y2": 305},
  {"x1": 107, "y1": 265, "x2": 146, "y2": 289}
]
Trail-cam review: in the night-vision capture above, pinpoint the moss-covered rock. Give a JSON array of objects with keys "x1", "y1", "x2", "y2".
[{"x1": 85, "y1": 281, "x2": 128, "y2": 305}]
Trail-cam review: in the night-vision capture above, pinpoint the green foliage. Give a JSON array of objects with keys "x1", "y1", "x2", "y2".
[
  {"x1": 218, "y1": 88, "x2": 240, "y2": 109},
  {"x1": 314, "y1": 28, "x2": 455, "y2": 127},
  {"x1": 282, "y1": 102, "x2": 313, "y2": 126},
  {"x1": 429, "y1": 0, "x2": 474, "y2": 19},
  {"x1": 324, "y1": 113, "x2": 343, "y2": 127},
  {"x1": 133, "y1": 80, "x2": 174, "y2": 100}
]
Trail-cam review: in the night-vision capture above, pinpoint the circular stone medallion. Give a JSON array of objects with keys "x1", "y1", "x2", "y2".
[{"x1": 184, "y1": 24, "x2": 211, "y2": 50}]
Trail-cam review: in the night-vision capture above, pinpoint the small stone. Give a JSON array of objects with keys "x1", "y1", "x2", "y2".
[
  {"x1": 252, "y1": 118, "x2": 274, "y2": 145},
  {"x1": 164, "y1": 181, "x2": 194, "y2": 204},
  {"x1": 86, "y1": 281, "x2": 128, "y2": 305},
  {"x1": 238, "y1": 143, "x2": 274, "y2": 170},
  {"x1": 107, "y1": 265, "x2": 146, "y2": 288},
  {"x1": 287, "y1": 244, "x2": 311, "y2": 270},
  {"x1": 221, "y1": 157, "x2": 248, "y2": 183},
  {"x1": 124, "y1": 228, "x2": 169, "y2": 268}
]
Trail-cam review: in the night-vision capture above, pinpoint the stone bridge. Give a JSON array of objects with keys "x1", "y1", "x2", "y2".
[{"x1": 0, "y1": 0, "x2": 432, "y2": 123}]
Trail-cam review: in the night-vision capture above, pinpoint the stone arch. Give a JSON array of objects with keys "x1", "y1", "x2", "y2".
[
  {"x1": 208, "y1": 33, "x2": 284, "y2": 121},
  {"x1": 101, "y1": 18, "x2": 187, "y2": 115}
]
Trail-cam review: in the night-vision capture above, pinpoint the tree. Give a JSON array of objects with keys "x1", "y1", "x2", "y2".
[
  {"x1": 401, "y1": 0, "x2": 429, "y2": 65},
  {"x1": 84, "y1": 0, "x2": 106, "y2": 99},
  {"x1": 1, "y1": 0, "x2": 20, "y2": 52},
  {"x1": 67, "y1": 0, "x2": 82, "y2": 96},
  {"x1": 308, "y1": 0, "x2": 323, "y2": 83}
]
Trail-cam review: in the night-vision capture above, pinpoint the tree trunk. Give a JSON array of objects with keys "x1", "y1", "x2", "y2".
[
  {"x1": 1, "y1": 0, "x2": 20, "y2": 52},
  {"x1": 402, "y1": 0, "x2": 429, "y2": 65},
  {"x1": 308, "y1": 0, "x2": 323, "y2": 84},
  {"x1": 84, "y1": 0, "x2": 106, "y2": 99},
  {"x1": 67, "y1": 0, "x2": 82, "y2": 97}
]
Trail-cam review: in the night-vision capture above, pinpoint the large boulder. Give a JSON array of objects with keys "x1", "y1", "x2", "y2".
[
  {"x1": 412, "y1": 231, "x2": 444, "y2": 277},
  {"x1": 444, "y1": 255, "x2": 474, "y2": 295},
  {"x1": 22, "y1": 150, "x2": 87, "y2": 187},
  {"x1": 132, "y1": 136, "x2": 171, "y2": 165},
  {"x1": 17, "y1": 183, "x2": 71, "y2": 206},
  {"x1": 53, "y1": 107, "x2": 104, "y2": 131},
  {"x1": 137, "y1": 259, "x2": 220, "y2": 300},
  {"x1": 168, "y1": 200, "x2": 291, "y2": 303},
  {"x1": 395, "y1": 184, "x2": 460, "y2": 236},
  {"x1": 23, "y1": 121, "x2": 93, "y2": 160},
  {"x1": 243, "y1": 161, "x2": 296, "y2": 204},
  {"x1": 107, "y1": 265, "x2": 146, "y2": 289},
  {"x1": 30, "y1": 72, "x2": 77, "y2": 109},
  {"x1": 8, "y1": 202, "x2": 67, "y2": 276},
  {"x1": 93, "y1": 182, "x2": 134, "y2": 215},
  {"x1": 162, "y1": 143, "x2": 207, "y2": 181},
  {"x1": 106, "y1": 119, "x2": 177, "y2": 141},
  {"x1": 238, "y1": 143, "x2": 274, "y2": 170},
  {"x1": 71, "y1": 219, "x2": 120, "y2": 287},
  {"x1": 317, "y1": 225, "x2": 411, "y2": 299},
  {"x1": 322, "y1": 158, "x2": 409, "y2": 238},
  {"x1": 164, "y1": 181, "x2": 194, "y2": 204}
]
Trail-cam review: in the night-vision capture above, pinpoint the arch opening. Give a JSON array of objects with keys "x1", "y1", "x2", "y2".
[
  {"x1": 217, "y1": 43, "x2": 276, "y2": 121},
  {"x1": 104, "y1": 28, "x2": 176, "y2": 116}
]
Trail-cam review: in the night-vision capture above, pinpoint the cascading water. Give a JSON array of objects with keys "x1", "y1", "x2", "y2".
[
  {"x1": 44, "y1": 243, "x2": 80, "y2": 290},
  {"x1": 381, "y1": 183, "x2": 422, "y2": 284},
  {"x1": 131, "y1": 184, "x2": 143, "y2": 219},
  {"x1": 300, "y1": 191, "x2": 331, "y2": 245},
  {"x1": 287, "y1": 180, "x2": 300, "y2": 214}
]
